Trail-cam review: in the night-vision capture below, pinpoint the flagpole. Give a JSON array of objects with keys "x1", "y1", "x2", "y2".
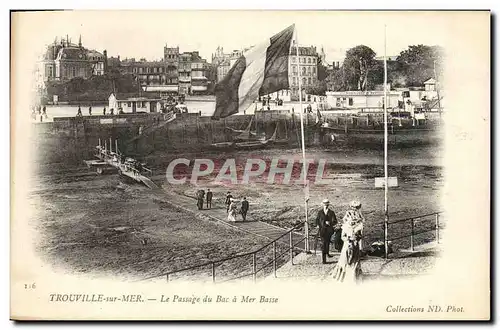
[
  {"x1": 383, "y1": 25, "x2": 389, "y2": 259},
  {"x1": 295, "y1": 28, "x2": 310, "y2": 252}
]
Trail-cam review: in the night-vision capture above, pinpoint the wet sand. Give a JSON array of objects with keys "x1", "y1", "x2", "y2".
[{"x1": 29, "y1": 144, "x2": 443, "y2": 279}]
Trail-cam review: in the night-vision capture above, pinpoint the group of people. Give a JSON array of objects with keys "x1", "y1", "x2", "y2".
[
  {"x1": 77, "y1": 106, "x2": 125, "y2": 117},
  {"x1": 194, "y1": 190, "x2": 250, "y2": 223},
  {"x1": 315, "y1": 199, "x2": 365, "y2": 283},
  {"x1": 31, "y1": 105, "x2": 47, "y2": 122}
]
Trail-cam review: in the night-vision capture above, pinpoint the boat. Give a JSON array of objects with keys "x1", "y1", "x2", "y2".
[
  {"x1": 210, "y1": 141, "x2": 235, "y2": 150},
  {"x1": 319, "y1": 113, "x2": 443, "y2": 147}
]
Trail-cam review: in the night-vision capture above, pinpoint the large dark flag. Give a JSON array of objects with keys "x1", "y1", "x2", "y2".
[{"x1": 212, "y1": 24, "x2": 295, "y2": 119}]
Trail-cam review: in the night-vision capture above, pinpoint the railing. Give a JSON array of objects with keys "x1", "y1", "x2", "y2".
[
  {"x1": 383, "y1": 211, "x2": 444, "y2": 254},
  {"x1": 141, "y1": 223, "x2": 307, "y2": 283}
]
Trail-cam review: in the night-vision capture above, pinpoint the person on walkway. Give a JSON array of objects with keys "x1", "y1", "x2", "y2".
[
  {"x1": 227, "y1": 199, "x2": 239, "y2": 222},
  {"x1": 110, "y1": 108, "x2": 114, "y2": 115},
  {"x1": 315, "y1": 199, "x2": 337, "y2": 264},
  {"x1": 196, "y1": 189, "x2": 205, "y2": 210},
  {"x1": 206, "y1": 189, "x2": 213, "y2": 209},
  {"x1": 88, "y1": 106, "x2": 92, "y2": 116},
  {"x1": 225, "y1": 192, "x2": 233, "y2": 213},
  {"x1": 341, "y1": 200, "x2": 365, "y2": 251},
  {"x1": 240, "y1": 197, "x2": 249, "y2": 221},
  {"x1": 103, "y1": 107, "x2": 106, "y2": 115},
  {"x1": 42, "y1": 106, "x2": 47, "y2": 116},
  {"x1": 333, "y1": 200, "x2": 364, "y2": 284},
  {"x1": 76, "y1": 107, "x2": 82, "y2": 117}
]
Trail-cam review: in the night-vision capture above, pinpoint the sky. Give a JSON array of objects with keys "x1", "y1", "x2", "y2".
[{"x1": 12, "y1": 10, "x2": 469, "y2": 65}]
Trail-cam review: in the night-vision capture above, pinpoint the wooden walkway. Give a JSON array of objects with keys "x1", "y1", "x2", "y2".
[{"x1": 155, "y1": 188, "x2": 314, "y2": 252}]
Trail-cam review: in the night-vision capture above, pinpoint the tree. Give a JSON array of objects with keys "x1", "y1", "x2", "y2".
[
  {"x1": 396, "y1": 44, "x2": 444, "y2": 86},
  {"x1": 305, "y1": 80, "x2": 327, "y2": 96},
  {"x1": 316, "y1": 56, "x2": 328, "y2": 82},
  {"x1": 343, "y1": 45, "x2": 377, "y2": 90}
]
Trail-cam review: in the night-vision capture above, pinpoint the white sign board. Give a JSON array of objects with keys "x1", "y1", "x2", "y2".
[{"x1": 375, "y1": 177, "x2": 398, "y2": 188}]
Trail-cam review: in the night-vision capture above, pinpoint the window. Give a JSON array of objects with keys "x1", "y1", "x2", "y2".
[
  {"x1": 292, "y1": 57, "x2": 296, "y2": 63},
  {"x1": 308, "y1": 58, "x2": 311, "y2": 64},
  {"x1": 312, "y1": 58, "x2": 316, "y2": 64},
  {"x1": 71, "y1": 67, "x2": 76, "y2": 77},
  {"x1": 302, "y1": 77, "x2": 306, "y2": 85},
  {"x1": 133, "y1": 68, "x2": 137, "y2": 73},
  {"x1": 348, "y1": 98, "x2": 353, "y2": 106},
  {"x1": 128, "y1": 102, "x2": 131, "y2": 107},
  {"x1": 308, "y1": 77, "x2": 311, "y2": 85},
  {"x1": 302, "y1": 67, "x2": 306, "y2": 75},
  {"x1": 307, "y1": 67, "x2": 311, "y2": 74},
  {"x1": 312, "y1": 67, "x2": 316, "y2": 74},
  {"x1": 292, "y1": 65, "x2": 297, "y2": 73}
]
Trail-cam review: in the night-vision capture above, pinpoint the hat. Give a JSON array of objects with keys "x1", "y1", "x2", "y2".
[
  {"x1": 322, "y1": 199, "x2": 330, "y2": 205},
  {"x1": 350, "y1": 200, "x2": 361, "y2": 208}
]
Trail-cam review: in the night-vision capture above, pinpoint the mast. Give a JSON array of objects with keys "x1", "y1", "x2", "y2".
[
  {"x1": 295, "y1": 27, "x2": 310, "y2": 252},
  {"x1": 383, "y1": 25, "x2": 389, "y2": 259},
  {"x1": 433, "y1": 60, "x2": 442, "y2": 119}
]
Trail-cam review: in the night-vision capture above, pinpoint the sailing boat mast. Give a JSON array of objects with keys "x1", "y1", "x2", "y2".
[
  {"x1": 295, "y1": 27, "x2": 310, "y2": 252},
  {"x1": 383, "y1": 25, "x2": 390, "y2": 259},
  {"x1": 433, "y1": 60, "x2": 442, "y2": 119}
]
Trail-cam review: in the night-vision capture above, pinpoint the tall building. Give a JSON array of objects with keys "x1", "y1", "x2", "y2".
[
  {"x1": 288, "y1": 45, "x2": 319, "y2": 99},
  {"x1": 211, "y1": 46, "x2": 250, "y2": 83},
  {"x1": 39, "y1": 35, "x2": 107, "y2": 83},
  {"x1": 164, "y1": 44, "x2": 179, "y2": 91}
]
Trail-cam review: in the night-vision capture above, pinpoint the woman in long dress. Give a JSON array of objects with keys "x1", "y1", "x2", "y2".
[
  {"x1": 227, "y1": 199, "x2": 239, "y2": 222},
  {"x1": 333, "y1": 200, "x2": 364, "y2": 283}
]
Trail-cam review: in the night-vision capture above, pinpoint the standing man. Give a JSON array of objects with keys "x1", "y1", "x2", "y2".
[
  {"x1": 206, "y1": 189, "x2": 213, "y2": 209},
  {"x1": 225, "y1": 192, "x2": 233, "y2": 213},
  {"x1": 240, "y1": 197, "x2": 249, "y2": 221},
  {"x1": 315, "y1": 199, "x2": 337, "y2": 264},
  {"x1": 103, "y1": 107, "x2": 106, "y2": 115},
  {"x1": 88, "y1": 106, "x2": 92, "y2": 116}
]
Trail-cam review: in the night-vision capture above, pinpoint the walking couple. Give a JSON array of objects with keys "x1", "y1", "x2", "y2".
[
  {"x1": 315, "y1": 199, "x2": 365, "y2": 284},
  {"x1": 226, "y1": 192, "x2": 249, "y2": 222}
]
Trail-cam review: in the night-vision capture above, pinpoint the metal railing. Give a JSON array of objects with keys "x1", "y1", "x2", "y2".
[
  {"x1": 141, "y1": 223, "x2": 307, "y2": 283},
  {"x1": 383, "y1": 211, "x2": 444, "y2": 254}
]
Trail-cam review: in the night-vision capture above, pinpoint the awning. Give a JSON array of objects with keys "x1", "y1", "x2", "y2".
[
  {"x1": 191, "y1": 86, "x2": 207, "y2": 91},
  {"x1": 143, "y1": 85, "x2": 179, "y2": 92}
]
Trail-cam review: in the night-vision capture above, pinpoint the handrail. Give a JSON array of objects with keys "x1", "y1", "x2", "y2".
[
  {"x1": 141, "y1": 223, "x2": 303, "y2": 281},
  {"x1": 381, "y1": 211, "x2": 445, "y2": 253},
  {"x1": 388, "y1": 211, "x2": 443, "y2": 225}
]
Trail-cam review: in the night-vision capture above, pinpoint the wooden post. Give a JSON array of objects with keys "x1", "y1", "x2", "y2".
[
  {"x1": 166, "y1": 273, "x2": 169, "y2": 282},
  {"x1": 115, "y1": 139, "x2": 118, "y2": 155},
  {"x1": 212, "y1": 262, "x2": 216, "y2": 283},
  {"x1": 435, "y1": 213, "x2": 440, "y2": 243},
  {"x1": 273, "y1": 242, "x2": 277, "y2": 278},
  {"x1": 252, "y1": 253, "x2": 257, "y2": 282},
  {"x1": 410, "y1": 218, "x2": 415, "y2": 251}
]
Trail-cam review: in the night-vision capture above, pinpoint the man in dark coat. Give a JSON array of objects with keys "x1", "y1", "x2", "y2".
[
  {"x1": 315, "y1": 199, "x2": 337, "y2": 264},
  {"x1": 206, "y1": 189, "x2": 213, "y2": 209},
  {"x1": 240, "y1": 197, "x2": 249, "y2": 221}
]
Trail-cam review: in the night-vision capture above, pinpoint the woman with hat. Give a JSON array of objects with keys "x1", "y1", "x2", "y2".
[
  {"x1": 332, "y1": 200, "x2": 364, "y2": 283},
  {"x1": 227, "y1": 198, "x2": 240, "y2": 222}
]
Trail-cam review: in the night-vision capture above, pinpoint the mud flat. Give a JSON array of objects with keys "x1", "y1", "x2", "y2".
[{"x1": 30, "y1": 168, "x2": 288, "y2": 281}]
